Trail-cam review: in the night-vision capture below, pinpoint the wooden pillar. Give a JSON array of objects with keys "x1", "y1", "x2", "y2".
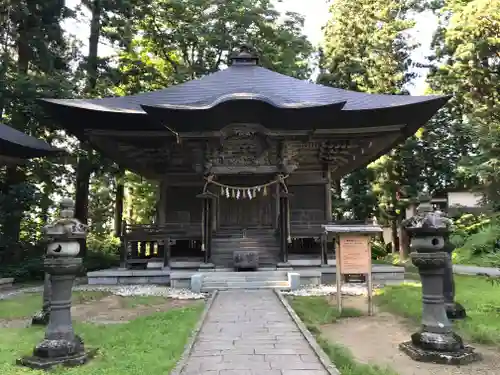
[
  {"x1": 163, "y1": 237, "x2": 170, "y2": 268},
  {"x1": 325, "y1": 165, "x2": 332, "y2": 222},
  {"x1": 114, "y1": 170, "x2": 125, "y2": 237},
  {"x1": 278, "y1": 192, "x2": 293, "y2": 264},
  {"x1": 158, "y1": 180, "x2": 167, "y2": 225},
  {"x1": 120, "y1": 230, "x2": 128, "y2": 269},
  {"x1": 207, "y1": 198, "x2": 213, "y2": 262},
  {"x1": 275, "y1": 175, "x2": 280, "y2": 229},
  {"x1": 197, "y1": 192, "x2": 215, "y2": 264},
  {"x1": 321, "y1": 233, "x2": 327, "y2": 266}
]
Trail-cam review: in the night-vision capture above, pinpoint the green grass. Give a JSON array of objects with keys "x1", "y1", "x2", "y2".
[
  {"x1": 289, "y1": 296, "x2": 362, "y2": 325},
  {"x1": 288, "y1": 296, "x2": 398, "y2": 375},
  {"x1": 375, "y1": 275, "x2": 500, "y2": 346},
  {"x1": 0, "y1": 303, "x2": 204, "y2": 375},
  {"x1": 0, "y1": 291, "x2": 110, "y2": 319},
  {"x1": 120, "y1": 295, "x2": 167, "y2": 308}
]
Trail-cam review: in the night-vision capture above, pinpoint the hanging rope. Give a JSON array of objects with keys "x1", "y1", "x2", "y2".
[{"x1": 203, "y1": 174, "x2": 289, "y2": 199}]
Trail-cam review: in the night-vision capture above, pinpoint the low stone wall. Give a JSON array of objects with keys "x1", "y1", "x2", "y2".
[
  {"x1": 87, "y1": 264, "x2": 405, "y2": 287},
  {"x1": 86, "y1": 269, "x2": 170, "y2": 285},
  {"x1": 0, "y1": 278, "x2": 14, "y2": 290}
]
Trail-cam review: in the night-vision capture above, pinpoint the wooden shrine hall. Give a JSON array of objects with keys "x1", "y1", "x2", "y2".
[{"x1": 39, "y1": 46, "x2": 449, "y2": 275}]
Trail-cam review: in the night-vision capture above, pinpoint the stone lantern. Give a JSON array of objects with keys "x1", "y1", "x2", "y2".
[
  {"x1": 18, "y1": 198, "x2": 95, "y2": 370},
  {"x1": 399, "y1": 195, "x2": 480, "y2": 365}
]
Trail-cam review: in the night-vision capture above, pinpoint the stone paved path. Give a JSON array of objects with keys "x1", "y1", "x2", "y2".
[{"x1": 180, "y1": 289, "x2": 329, "y2": 375}]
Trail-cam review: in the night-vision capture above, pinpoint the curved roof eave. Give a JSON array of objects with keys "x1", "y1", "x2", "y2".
[
  {"x1": 39, "y1": 92, "x2": 450, "y2": 114},
  {"x1": 0, "y1": 122, "x2": 65, "y2": 158}
]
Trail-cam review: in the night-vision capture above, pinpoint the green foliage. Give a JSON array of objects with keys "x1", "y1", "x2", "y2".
[
  {"x1": 0, "y1": 235, "x2": 120, "y2": 282},
  {"x1": 84, "y1": 233, "x2": 121, "y2": 272},
  {"x1": 450, "y1": 212, "x2": 492, "y2": 247},
  {"x1": 454, "y1": 222, "x2": 500, "y2": 267},
  {"x1": 371, "y1": 241, "x2": 389, "y2": 260},
  {"x1": 427, "y1": 0, "x2": 500, "y2": 210},
  {"x1": 319, "y1": 0, "x2": 417, "y2": 93},
  {"x1": 344, "y1": 168, "x2": 378, "y2": 221}
]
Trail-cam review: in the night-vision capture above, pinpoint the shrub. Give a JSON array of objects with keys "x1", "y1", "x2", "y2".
[
  {"x1": 454, "y1": 217, "x2": 500, "y2": 267},
  {"x1": 451, "y1": 213, "x2": 492, "y2": 247},
  {"x1": 371, "y1": 241, "x2": 388, "y2": 260},
  {"x1": 0, "y1": 234, "x2": 121, "y2": 282},
  {"x1": 83, "y1": 233, "x2": 121, "y2": 272}
]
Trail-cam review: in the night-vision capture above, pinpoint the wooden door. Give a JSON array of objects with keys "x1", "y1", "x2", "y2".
[{"x1": 219, "y1": 194, "x2": 273, "y2": 227}]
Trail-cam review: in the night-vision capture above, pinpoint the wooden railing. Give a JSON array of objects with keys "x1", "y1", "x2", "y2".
[{"x1": 121, "y1": 222, "x2": 203, "y2": 269}]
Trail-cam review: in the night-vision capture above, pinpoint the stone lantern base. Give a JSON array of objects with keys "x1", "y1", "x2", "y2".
[
  {"x1": 16, "y1": 345, "x2": 97, "y2": 370},
  {"x1": 399, "y1": 341, "x2": 481, "y2": 365},
  {"x1": 17, "y1": 257, "x2": 97, "y2": 370}
]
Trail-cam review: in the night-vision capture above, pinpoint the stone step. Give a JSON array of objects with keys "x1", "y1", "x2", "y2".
[
  {"x1": 203, "y1": 276, "x2": 287, "y2": 282},
  {"x1": 201, "y1": 280, "x2": 290, "y2": 291},
  {"x1": 202, "y1": 271, "x2": 288, "y2": 277}
]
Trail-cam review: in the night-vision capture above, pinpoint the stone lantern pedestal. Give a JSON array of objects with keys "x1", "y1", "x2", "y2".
[
  {"x1": 17, "y1": 198, "x2": 96, "y2": 370},
  {"x1": 399, "y1": 197, "x2": 480, "y2": 365}
]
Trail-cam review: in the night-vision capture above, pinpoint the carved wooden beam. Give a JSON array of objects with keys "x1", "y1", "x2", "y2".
[{"x1": 84, "y1": 124, "x2": 405, "y2": 138}]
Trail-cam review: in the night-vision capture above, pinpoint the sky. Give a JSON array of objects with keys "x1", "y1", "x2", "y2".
[{"x1": 64, "y1": 0, "x2": 438, "y2": 94}]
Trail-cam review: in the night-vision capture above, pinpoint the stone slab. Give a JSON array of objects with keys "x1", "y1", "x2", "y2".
[{"x1": 191, "y1": 274, "x2": 203, "y2": 293}]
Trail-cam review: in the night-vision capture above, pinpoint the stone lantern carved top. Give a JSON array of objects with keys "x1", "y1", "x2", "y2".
[
  {"x1": 43, "y1": 198, "x2": 88, "y2": 241},
  {"x1": 402, "y1": 194, "x2": 453, "y2": 234}
]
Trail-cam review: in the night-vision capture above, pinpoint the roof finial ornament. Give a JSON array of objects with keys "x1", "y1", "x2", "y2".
[{"x1": 229, "y1": 44, "x2": 259, "y2": 66}]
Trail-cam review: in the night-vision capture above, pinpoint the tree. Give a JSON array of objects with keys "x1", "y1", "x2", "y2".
[
  {"x1": 0, "y1": 0, "x2": 75, "y2": 261},
  {"x1": 427, "y1": 0, "x2": 500, "y2": 210},
  {"x1": 113, "y1": 0, "x2": 313, "y2": 82},
  {"x1": 319, "y1": 0, "x2": 421, "y2": 231}
]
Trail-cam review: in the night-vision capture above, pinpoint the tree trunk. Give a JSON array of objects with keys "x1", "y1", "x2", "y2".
[
  {"x1": 399, "y1": 225, "x2": 410, "y2": 259},
  {"x1": 86, "y1": 0, "x2": 101, "y2": 95},
  {"x1": 75, "y1": 0, "x2": 102, "y2": 257},
  {"x1": 114, "y1": 170, "x2": 125, "y2": 237},
  {"x1": 2, "y1": 166, "x2": 25, "y2": 256},
  {"x1": 1, "y1": 11, "x2": 31, "y2": 261},
  {"x1": 391, "y1": 216, "x2": 399, "y2": 254},
  {"x1": 74, "y1": 156, "x2": 93, "y2": 257}
]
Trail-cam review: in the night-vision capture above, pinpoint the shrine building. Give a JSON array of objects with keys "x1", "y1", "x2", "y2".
[{"x1": 39, "y1": 47, "x2": 449, "y2": 285}]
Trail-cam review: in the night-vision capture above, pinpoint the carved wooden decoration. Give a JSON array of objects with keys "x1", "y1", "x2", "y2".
[{"x1": 209, "y1": 124, "x2": 276, "y2": 170}]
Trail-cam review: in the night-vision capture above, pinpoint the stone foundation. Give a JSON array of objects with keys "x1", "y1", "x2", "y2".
[
  {"x1": 399, "y1": 342, "x2": 482, "y2": 365},
  {"x1": 87, "y1": 265, "x2": 405, "y2": 287}
]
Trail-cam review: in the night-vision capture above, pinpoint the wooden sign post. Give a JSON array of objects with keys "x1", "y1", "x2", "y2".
[{"x1": 335, "y1": 234, "x2": 373, "y2": 316}]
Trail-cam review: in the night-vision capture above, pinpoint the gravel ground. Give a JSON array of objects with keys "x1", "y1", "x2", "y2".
[
  {"x1": 0, "y1": 284, "x2": 208, "y2": 300},
  {"x1": 282, "y1": 283, "x2": 381, "y2": 297}
]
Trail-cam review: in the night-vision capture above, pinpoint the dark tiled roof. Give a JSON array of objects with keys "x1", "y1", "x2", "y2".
[
  {"x1": 42, "y1": 64, "x2": 448, "y2": 113},
  {"x1": 0, "y1": 122, "x2": 62, "y2": 158}
]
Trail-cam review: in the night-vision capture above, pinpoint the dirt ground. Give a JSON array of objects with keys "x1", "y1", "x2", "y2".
[
  {"x1": 321, "y1": 295, "x2": 500, "y2": 375},
  {"x1": 0, "y1": 295, "x2": 197, "y2": 328}
]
